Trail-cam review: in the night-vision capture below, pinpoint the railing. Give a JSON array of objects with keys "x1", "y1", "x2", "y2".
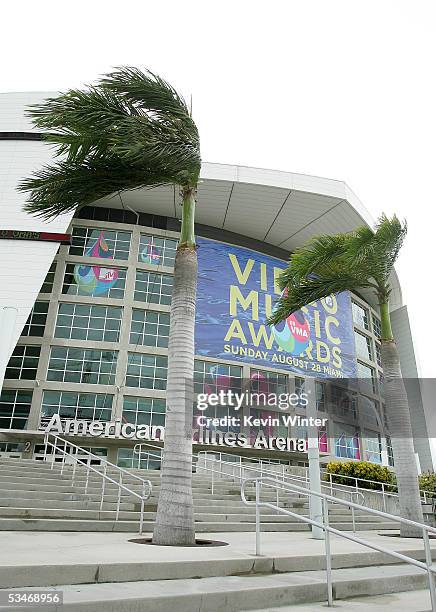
[
  {"x1": 241, "y1": 476, "x2": 436, "y2": 609},
  {"x1": 44, "y1": 433, "x2": 152, "y2": 534},
  {"x1": 320, "y1": 469, "x2": 436, "y2": 511},
  {"x1": 133, "y1": 443, "x2": 365, "y2": 532}
]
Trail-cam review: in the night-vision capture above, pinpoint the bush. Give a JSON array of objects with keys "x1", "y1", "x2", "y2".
[
  {"x1": 419, "y1": 472, "x2": 436, "y2": 497},
  {"x1": 324, "y1": 461, "x2": 396, "y2": 491}
]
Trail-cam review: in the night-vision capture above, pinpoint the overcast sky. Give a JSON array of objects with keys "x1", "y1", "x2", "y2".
[{"x1": 2, "y1": 0, "x2": 435, "y2": 376}]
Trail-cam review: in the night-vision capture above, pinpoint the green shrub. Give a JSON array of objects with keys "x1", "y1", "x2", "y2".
[
  {"x1": 324, "y1": 461, "x2": 396, "y2": 491},
  {"x1": 419, "y1": 473, "x2": 436, "y2": 497}
]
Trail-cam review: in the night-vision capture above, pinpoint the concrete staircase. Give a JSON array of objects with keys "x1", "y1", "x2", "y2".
[
  {"x1": 0, "y1": 457, "x2": 399, "y2": 533},
  {"x1": 0, "y1": 532, "x2": 433, "y2": 611}
]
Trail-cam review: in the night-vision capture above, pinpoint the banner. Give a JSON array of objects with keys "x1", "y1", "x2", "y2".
[{"x1": 195, "y1": 237, "x2": 357, "y2": 378}]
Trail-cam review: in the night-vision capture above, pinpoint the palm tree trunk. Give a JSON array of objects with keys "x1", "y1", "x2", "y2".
[
  {"x1": 153, "y1": 187, "x2": 197, "y2": 546},
  {"x1": 379, "y1": 300, "x2": 424, "y2": 537}
]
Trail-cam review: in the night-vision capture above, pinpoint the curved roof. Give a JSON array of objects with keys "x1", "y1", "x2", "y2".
[{"x1": 0, "y1": 91, "x2": 402, "y2": 313}]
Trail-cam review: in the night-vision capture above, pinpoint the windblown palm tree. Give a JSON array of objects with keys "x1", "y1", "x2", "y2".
[
  {"x1": 19, "y1": 67, "x2": 201, "y2": 545},
  {"x1": 268, "y1": 214, "x2": 423, "y2": 537}
]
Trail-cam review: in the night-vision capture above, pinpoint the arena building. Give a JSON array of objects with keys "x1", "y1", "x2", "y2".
[{"x1": 0, "y1": 92, "x2": 432, "y2": 472}]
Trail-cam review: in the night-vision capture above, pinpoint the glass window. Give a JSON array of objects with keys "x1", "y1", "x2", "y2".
[
  {"x1": 354, "y1": 330, "x2": 373, "y2": 362},
  {"x1": 40, "y1": 262, "x2": 57, "y2": 294},
  {"x1": 125, "y1": 353, "x2": 168, "y2": 390},
  {"x1": 352, "y1": 301, "x2": 370, "y2": 330},
  {"x1": 130, "y1": 310, "x2": 170, "y2": 348},
  {"x1": 294, "y1": 377, "x2": 306, "y2": 409},
  {"x1": 41, "y1": 391, "x2": 113, "y2": 423},
  {"x1": 194, "y1": 360, "x2": 242, "y2": 395},
  {"x1": 364, "y1": 430, "x2": 382, "y2": 464},
  {"x1": 330, "y1": 385, "x2": 358, "y2": 419},
  {"x1": 375, "y1": 342, "x2": 382, "y2": 367},
  {"x1": 134, "y1": 270, "x2": 173, "y2": 306},
  {"x1": 122, "y1": 396, "x2": 166, "y2": 428},
  {"x1": 139, "y1": 234, "x2": 178, "y2": 268},
  {"x1": 319, "y1": 425, "x2": 328, "y2": 452},
  {"x1": 70, "y1": 226, "x2": 131, "y2": 260},
  {"x1": 359, "y1": 396, "x2": 381, "y2": 428},
  {"x1": 62, "y1": 263, "x2": 127, "y2": 299},
  {"x1": 22, "y1": 302, "x2": 49, "y2": 337},
  {"x1": 5, "y1": 345, "x2": 40, "y2": 380},
  {"x1": 373, "y1": 316, "x2": 382, "y2": 340},
  {"x1": 55, "y1": 303, "x2": 122, "y2": 342},
  {"x1": 0, "y1": 390, "x2": 32, "y2": 429},
  {"x1": 357, "y1": 361, "x2": 376, "y2": 394},
  {"x1": 250, "y1": 369, "x2": 288, "y2": 395},
  {"x1": 316, "y1": 381, "x2": 326, "y2": 412},
  {"x1": 334, "y1": 424, "x2": 361, "y2": 459},
  {"x1": 117, "y1": 447, "x2": 162, "y2": 470},
  {"x1": 47, "y1": 347, "x2": 118, "y2": 385}
]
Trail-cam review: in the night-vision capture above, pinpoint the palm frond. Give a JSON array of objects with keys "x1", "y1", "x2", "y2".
[
  {"x1": 269, "y1": 214, "x2": 406, "y2": 324},
  {"x1": 19, "y1": 66, "x2": 202, "y2": 216},
  {"x1": 19, "y1": 159, "x2": 169, "y2": 220}
]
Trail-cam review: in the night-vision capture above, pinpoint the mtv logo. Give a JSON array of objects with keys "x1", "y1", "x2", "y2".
[{"x1": 98, "y1": 268, "x2": 116, "y2": 281}]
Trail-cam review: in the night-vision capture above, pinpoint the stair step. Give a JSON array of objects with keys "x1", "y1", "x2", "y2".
[{"x1": 0, "y1": 564, "x2": 427, "y2": 612}]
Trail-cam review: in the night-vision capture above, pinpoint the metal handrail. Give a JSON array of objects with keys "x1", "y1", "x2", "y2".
[
  {"x1": 133, "y1": 442, "x2": 365, "y2": 531},
  {"x1": 43, "y1": 433, "x2": 152, "y2": 534},
  {"x1": 45, "y1": 433, "x2": 152, "y2": 492},
  {"x1": 320, "y1": 468, "x2": 436, "y2": 504},
  {"x1": 241, "y1": 475, "x2": 436, "y2": 609}
]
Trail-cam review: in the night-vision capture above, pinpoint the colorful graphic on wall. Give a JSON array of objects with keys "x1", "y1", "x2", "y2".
[
  {"x1": 140, "y1": 239, "x2": 161, "y2": 265},
  {"x1": 195, "y1": 237, "x2": 357, "y2": 378},
  {"x1": 73, "y1": 231, "x2": 119, "y2": 296}
]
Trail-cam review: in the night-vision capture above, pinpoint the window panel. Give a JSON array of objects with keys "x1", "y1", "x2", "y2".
[
  {"x1": 364, "y1": 430, "x2": 382, "y2": 464},
  {"x1": 352, "y1": 301, "x2": 370, "y2": 330},
  {"x1": 357, "y1": 361, "x2": 376, "y2": 394},
  {"x1": 70, "y1": 226, "x2": 131, "y2": 260},
  {"x1": 55, "y1": 303, "x2": 122, "y2": 342},
  {"x1": 316, "y1": 381, "x2": 326, "y2": 412},
  {"x1": 194, "y1": 360, "x2": 242, "y2": 395},
  {"x1": 47, "y1": 347, "x2": 118, "y2": 385},
  {"x1": 250, "y1": 369, "x2": 288, "y2": 395},
  {"x1": 21, "y1": 302, "x2": 49, "y2": 338},
  {"x1": 330, "y1": 385, "x2": 358, "y2": 419},
  {"x1": 138, "y1": 234, "x2": 178, "y2": 268},
  {"x1": 122, "y1": 396, "x2": 166, "y2": 428},
  {"x1": 334, "y1": 424, "x2": 361, "y2": 459},
  {"x1": 129, "y1": 310, "x2": 170, "y2": 348},
  {"x1": 375, "y1": 342, "x2": 382, "y2": 367},
  {"x1": 40, "y1": 263, "x2": 56, "y2": 294},
  {"x1": 126, "y1": 353, "x2": 168, "y2": 389},
  {"x1": 354, "y1": 330, "x2": 373, "y2": 362},
  {"x1": 373, "y1": 316, "x2": 382, "y2": 340},
  {"x1": 294, "y1": 377, "x2": 306, "y2": 409},
  {"x1": 117, "y1": 447, "x2": 162, "y2": 470},
  {"x1": 134, "y1": 270, "x2": 173, "y2": 305},
  {"x1": 62, "y1": 264, "x2": 127, "y2": 299},
  {"x1": 0, "y1": 390, "x2": 32, "y2": 429},
  {"x1": 40, "y1": 390, "x2": 113, "y2": 423},
  {"x1": 5, "y1": 345, "x2": 40, "y2": 380}
]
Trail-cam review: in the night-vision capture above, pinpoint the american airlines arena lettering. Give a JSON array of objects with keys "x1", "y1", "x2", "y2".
[{"x1": 42, "y1": 415, "x2": 307, "y2": 451}]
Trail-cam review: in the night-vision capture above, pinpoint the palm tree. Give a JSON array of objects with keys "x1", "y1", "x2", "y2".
[
  {"x1": 19, "y1": 67, "x2": 201, "y2": 545},
  {"x1": 268, "y1": 214, "x2": 423, "y2": 537}
]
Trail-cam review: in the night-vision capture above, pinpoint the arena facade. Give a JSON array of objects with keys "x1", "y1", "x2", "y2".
[{"x1": 0, "y1": 92, "x2": 432, "y2": 472}]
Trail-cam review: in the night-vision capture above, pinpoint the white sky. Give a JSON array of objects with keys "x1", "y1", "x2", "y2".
[{"x1": 2, "y1": 0, "x2": 435, "y2": 376}]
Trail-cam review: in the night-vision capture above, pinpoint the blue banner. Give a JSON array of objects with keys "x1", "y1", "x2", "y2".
[{"x1": 195, "y1": 237, "x2": 357, "y2": 378}]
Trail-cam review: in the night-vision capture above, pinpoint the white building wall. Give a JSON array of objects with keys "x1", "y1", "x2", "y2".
[{"x1": 0, "y1": 93, "x2": 74, "y2": 361}]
